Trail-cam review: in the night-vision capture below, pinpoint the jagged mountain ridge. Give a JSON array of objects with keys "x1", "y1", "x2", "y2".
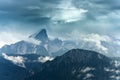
[
  {"x1": 0, "y1": 40, "x2": 49, "y2": 55},
  {"x1": 0, "y1": 29, "x2": 120, "y2": 57},
  {"x1": 0, "y1": 29, "x2": 64, "y2": 56},
  {"x1": 0, "y1": 29, "x2": 85, "y2": 56}
]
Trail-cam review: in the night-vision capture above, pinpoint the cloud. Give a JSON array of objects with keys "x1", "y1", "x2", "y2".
[
  {"x1": 51, "y1": 0, "x2": 87, "y2": 23},
  {"x1": 114, "y1": 40, "x2": 120, "y2": 46},
  {"x1": 55, "y1": 30, "x2": 111, "y2": 54},
  {"x1": 0, "y1": 42, "x2": 6, "y2": 48},
  {"x1": 0, "y1": 24, "x2": 29, "y2": 48},
  {"x1": 0, "y1": 0, "x2": 88, "y2": 23},
  {"x1": 81, "y1": 33, "x2": 111, "y2": 53},
  {"x1": 0, "y1": 0, "x2": 119, "y2": 24},
  {"x1": 38, "y1": 56, "x2": 54, "y2": 63},
  {"x1": 2, "y1": 53, "x2": 26, "y2": 68},
  {"x1": 0, "y1": 23, "x2": 43, "y2": 48},
  {"x1": 0, "y1": 0, "x2": 119, "y2": 28},
  {"x1": 0, "y1": 31, "x2": 25, "y2": 48},
  {"x1": 64, "y1": 32, "x2": 111, "y2": 54}
]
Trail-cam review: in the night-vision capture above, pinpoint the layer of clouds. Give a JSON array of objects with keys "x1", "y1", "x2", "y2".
[
  {"x1": 51, "y1": 0, "x2": 87, "y2": 23},
  {"x1": 81, "y1": 33, "x2": 111, "y2": 54},
  {"x1": 0, "y1": 30, "x2": 26, "y2": 48},
  {"x1": 0, "y1": 0, "x2": 119, "y2": 34},
  {"x1": 74, "y1": 33, "x2": 110, "y2": 54},
  {"x1": 0, "y1": 0, "x2": 119, "y2": 24},
  {"x1": 2, "y1": 53, "x2": 26, "y2": 68}
]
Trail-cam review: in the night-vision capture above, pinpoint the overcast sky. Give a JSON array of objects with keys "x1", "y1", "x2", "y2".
[{"x1": 0, "y1": 0, "x2": 120, "y2": 48}]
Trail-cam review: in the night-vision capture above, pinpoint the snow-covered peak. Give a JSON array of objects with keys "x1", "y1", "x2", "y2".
[{"x1": 29, "y1": 29, "x2": 49, "y2": 43}]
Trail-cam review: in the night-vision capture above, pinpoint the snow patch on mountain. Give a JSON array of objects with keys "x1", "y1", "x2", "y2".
[
  {"x1": 114, "y1": 60, "x2": 120, "y2": 68},
  {"x1": 83, "y1": 73, "x2": 94, "y2": 80},
  {"x1": 24, "y1": 37, "x2": 41, "y2": 45},
  {"x1": 110, "y1": 75, "x2": 120, "y2": 80},
  {"x1": 44, "y1": 44, "x2": 48, "y2": 51},
  {"x1": 38, "y1": 56, "x2": 54, "y2": 63},
  {"x1": 104, "y1": 68, "x2": 120, "y2": 74},
  {"x1": 81, "y1": 67, "x2": 95, "y2": 73}
]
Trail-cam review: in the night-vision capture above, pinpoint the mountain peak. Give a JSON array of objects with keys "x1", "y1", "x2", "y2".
[
  {"x1": 30, "y1": 29, "x2": 49, "y2": 43},
  {"x1": 60, "y1": 49, "x2": 110, "y2": 64},
  {"x1": 27, "y1": 49, "x2": 111, "y2": 80},
  {"x1": 39, "y1": 29, "x2": 47, "y2": 34}
]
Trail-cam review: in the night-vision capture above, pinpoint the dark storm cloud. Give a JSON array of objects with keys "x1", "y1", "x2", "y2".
[
  {"x1": 0, "y1": 0, "x2": 55, "y2": 23},
  {"x1": 0, "y1": 0, "x2": 119, "y2": 36},
  {"x1": 0, "y1": 0, "x2": 119, "y2": 24},
  {"x1": 72, "y1": 0, "x2": 120, "y2": 20}
]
